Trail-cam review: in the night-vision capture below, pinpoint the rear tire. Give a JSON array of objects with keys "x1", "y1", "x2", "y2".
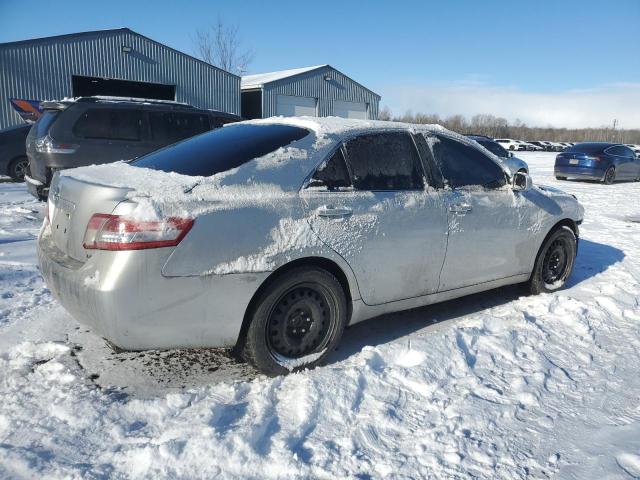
[
  {"x1": 8, "y1": 157, "x2": 28, "y2": 182},
  {"x1": 603, "y1": 166, "x2": 616, "y2": 184},
  {"x1": 242, "y1": 267, "x2": 347, "y2": 376},
  {"x1": 528, "y1": 226, "x2": 577, "y2": 295}
]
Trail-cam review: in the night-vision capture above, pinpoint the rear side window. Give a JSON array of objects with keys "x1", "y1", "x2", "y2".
[
  {"x1": 131, "y1": 124, "x2": 309, "y2": 176},
  {"x1": 149, "y1": 111, "x2": 211, "y2": 143},
  {"x1": 430, "y1": 135, "x2": 507, "y2": 189},
  {"x1": 307, "y1": 148, "x2": 352, "y2": 191},
  {"x1": 74, "y1": 108, "x2": 143, "y2": 141},
  {"x1": 344, "y1": 132, "x2": 425, "y2": 191}
]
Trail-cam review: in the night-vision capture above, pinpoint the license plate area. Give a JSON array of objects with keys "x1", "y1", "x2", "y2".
[{"x1": 569, "y1": 159, "x2": 579, "y2": 165}]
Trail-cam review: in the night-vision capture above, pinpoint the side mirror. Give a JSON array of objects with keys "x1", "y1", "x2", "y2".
[
  {"x1": 508, "y1": 151, "x2": 514, "y2": 158},
  {"x1": 513, "y1": 171, "x2": 532, "y2": 191}
]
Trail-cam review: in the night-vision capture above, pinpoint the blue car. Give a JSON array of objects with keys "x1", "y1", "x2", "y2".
[{"x1": 555, "y1": 142, "x2": 640, "y2": 184}]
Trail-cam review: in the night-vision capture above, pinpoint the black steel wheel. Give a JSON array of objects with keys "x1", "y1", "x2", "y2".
[
  {"x1": 241, "y1": 267, "x2": 347, "y2": 376},
  {"x1": 8, "y1": 157, "x2": 28, "y2": 182},
  {"x1": 603, "y1": 166, "x2": 616, "y2": 185},
  {"x1": 528, "y1": 226, "x2": 577, "y2": 294}
]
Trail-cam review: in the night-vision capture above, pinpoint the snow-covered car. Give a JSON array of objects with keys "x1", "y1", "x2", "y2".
[
  {"x1": 465, "y1": 135, "x2": 529, "y2": 174},
  {"x1": 522, "y1": 141, "x2": 543, "y2": 151},
  {"x1": 37, "y1": 118, "x2": 584, "y2": 375},
  {"x1": 495, "y1": 138, "x2": 524, "y2": 151}
]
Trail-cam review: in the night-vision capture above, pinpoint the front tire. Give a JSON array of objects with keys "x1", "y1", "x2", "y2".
[
  {"x1": 242, "y1": 267, "x2": 348, "y2": 376},
  {"x1": 555, "y1": 176, "x2": 567, "y2": 180},
  {"x1": 528, "y1": 226, "x2": 577, "y2": 295},
  {"x1": 8, "y1": 157, "x2": 28, "y2": 182},
  {"x1": 603, "y1": 166, "x2": 616, "y2": 184}
]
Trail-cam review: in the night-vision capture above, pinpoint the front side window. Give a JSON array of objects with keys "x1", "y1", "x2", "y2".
[
  {"x1": 307, "y1": 148, "x2": 352, "y2": 191},
  {"x1": 430, "y1": 135, "x2": 507, "y2": 189},
  {"x1": 74, "y1": 108, "x2": 143, "y2": 141},
  {"x1": 149, "y1": 111, "x2": 211, "y2": 143},
  {"x1": 132, "y1": 124, "x2": 309, "y2": 176},
  {"x1": 343, "y1": 132, "x2": 425, "y2": 191}
]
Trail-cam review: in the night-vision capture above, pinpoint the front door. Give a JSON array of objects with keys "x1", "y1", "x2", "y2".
[
  {"x1": 301, "y1": 132, "x2": 449, "y2": 305},
  {"x1": 426, "y1": 133, "x2": 535, "y2": 291}
]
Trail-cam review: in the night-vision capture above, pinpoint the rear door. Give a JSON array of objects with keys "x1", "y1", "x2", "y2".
[
  {"x1": 71, "y1": 106, "x2": 153, "y2": 163},
  {"x1": 427, "y1": 134, "x2": 536, "y2": 291},
  {"x1": 301, "y1": 131, "x2": 448, "y2": 305},
  {"x1": 148, "y1": 110, "x2": 212, "y2": 148}
]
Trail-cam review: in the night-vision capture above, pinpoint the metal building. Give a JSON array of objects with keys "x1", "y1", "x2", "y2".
[
  {"x1": 0, "y1": 28, "x2": 240, "y2": 129},
  {"x1": 241, "y1": 65, "x2": 380, "y2": 120}
]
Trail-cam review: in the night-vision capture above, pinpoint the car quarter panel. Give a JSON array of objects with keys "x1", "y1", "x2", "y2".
[{"x1": 38, "y1": 226, "x2": 267, "y2": 350}]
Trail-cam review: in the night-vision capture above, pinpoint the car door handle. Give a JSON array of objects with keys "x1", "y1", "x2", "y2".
[
  {"x1": 449, "y1": 202, "x2": 472, "y2": 214},
  {"x1": 317, "y1": 206, "x2": 353, "y2": 218}
]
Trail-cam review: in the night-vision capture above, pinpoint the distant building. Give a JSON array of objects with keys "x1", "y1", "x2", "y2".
[
  {"x1": 0, "y1": 28, "x2": 240, "y2": 129},
  {"x1": 241, "y1": 65, "x2": 380, "y2": 120}
]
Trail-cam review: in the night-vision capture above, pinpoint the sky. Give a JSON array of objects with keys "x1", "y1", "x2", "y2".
[{"x1": 1, "y1": 0, "x2": 639, "y2": 129}]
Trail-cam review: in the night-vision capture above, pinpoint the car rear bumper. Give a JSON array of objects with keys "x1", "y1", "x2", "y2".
[
  {"x1": 554, "y1": 165, "x2": 605, "y2": 180},
  {"x1": 37, "y1": 225, "x2": 269, "y2": 350}
]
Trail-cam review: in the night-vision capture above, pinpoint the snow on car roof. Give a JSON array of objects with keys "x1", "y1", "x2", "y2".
[{"x1": 60, "y1": 116, "x2": 504, "y2": 221}]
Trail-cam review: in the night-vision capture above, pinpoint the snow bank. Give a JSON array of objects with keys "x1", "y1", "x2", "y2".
[{"x1": 1, "y1": 152, "x2": 639, "y2": 478}]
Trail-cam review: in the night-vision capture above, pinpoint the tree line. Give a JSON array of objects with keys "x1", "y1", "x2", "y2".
[{"x1": 378, "y1": 108, "x2": 640, "y2": 144}]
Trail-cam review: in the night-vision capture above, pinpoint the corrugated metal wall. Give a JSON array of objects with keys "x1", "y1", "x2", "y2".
[
  {"x1": 0, "y1": 29, "x2": 240, "y2": 128},
  {"x1": 262, "y1": 66, "x2": 380, "y2": 119}
]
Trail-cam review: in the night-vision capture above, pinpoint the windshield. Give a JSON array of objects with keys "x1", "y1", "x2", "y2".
[
  {"x1": 132, "y1": 123, "x2": 310, "y2": 176},
  {"x1": 478, "y1": 140, "x2": 508, "y2": 158}
]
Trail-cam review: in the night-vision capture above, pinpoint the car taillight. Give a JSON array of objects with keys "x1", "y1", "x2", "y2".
[
  {"x1": 35, "y1": 135, "x2": 78, "y2": 154},
  {"x1": 586, "y1": 155, "x2": 601, "y2": 161},
  {"x1": 83, "y1": 214, "x2": 194, "y2": 251}
]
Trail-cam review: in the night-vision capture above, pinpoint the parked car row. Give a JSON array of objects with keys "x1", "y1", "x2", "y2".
[{"x1": 494, "y1": 138, "x2": 574, "y2": 152}]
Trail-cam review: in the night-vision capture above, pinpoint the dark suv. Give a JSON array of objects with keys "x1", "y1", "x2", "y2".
[{"x1": 25, "y1": 97, "x2": 240, "y2": 199}]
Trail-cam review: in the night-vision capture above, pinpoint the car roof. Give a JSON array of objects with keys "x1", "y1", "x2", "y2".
[{"x1": 40, "y1": 96, "x2": 240, "y2": 118}]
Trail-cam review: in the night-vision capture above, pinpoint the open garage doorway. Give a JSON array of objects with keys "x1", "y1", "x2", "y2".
[{"x1": 72, "y1": 75, "x2": 176, "y2": 100}]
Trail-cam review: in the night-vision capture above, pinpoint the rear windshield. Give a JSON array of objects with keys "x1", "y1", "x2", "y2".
[
  {"x1": 565, "y1": 144, "x2": 607, "y2": 154},
  {"x1": 131, "y1": 124, "x2": 310, "y2": 176},
  {"x1": 34, "y1": 111, "x2": 59, "y2": 137}
]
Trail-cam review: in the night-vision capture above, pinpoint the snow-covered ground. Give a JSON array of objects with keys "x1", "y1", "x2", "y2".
[{"x1": 1, "y1": 152, "x2": 639, "y2": 479}]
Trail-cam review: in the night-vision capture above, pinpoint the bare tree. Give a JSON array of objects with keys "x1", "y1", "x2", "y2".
[
  {"x1": 194, "y1": 17, "x2": 254, "y2": 75},
  {"x1": 378, "y1": 106, "x2": 393, "y2": 121},
  {"x1": 391, "y1": 110, "x2": 640, "y2": 143}
]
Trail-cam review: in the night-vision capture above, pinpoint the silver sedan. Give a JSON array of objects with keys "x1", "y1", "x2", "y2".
[{"x1": 38, "y1": 118, "x2": 584, "y2": 375}]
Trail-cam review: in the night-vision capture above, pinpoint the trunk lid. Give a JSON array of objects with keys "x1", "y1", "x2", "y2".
[
  {"x1": 555, "y1": 152, "x2": 600, "y2": 167},
  {"x1": 48, "y1": 173, "x2": 132, "y2": 262}
]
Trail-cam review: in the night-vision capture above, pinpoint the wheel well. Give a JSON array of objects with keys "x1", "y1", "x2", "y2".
[
  {"x1": 234, "y1": 257, "x2": 353, "y2": 353},
  {"x1": 7, "y1": 155, "x2": 27, "y2": 175},
  {"x1": 529, "y1": 218, "x2": 578, "y2": 281}
]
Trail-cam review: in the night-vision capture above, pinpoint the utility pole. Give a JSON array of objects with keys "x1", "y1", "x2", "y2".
[{"x1": 612, "y1": 119, "x2": 618, "y2": 142}]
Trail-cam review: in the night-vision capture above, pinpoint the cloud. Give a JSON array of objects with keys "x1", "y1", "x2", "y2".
[{"x1": 381, "y1": 82, "x2": 640, "y2": 129}]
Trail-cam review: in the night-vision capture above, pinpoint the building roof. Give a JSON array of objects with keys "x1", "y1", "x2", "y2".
[
  {"x1": 0, "y1": 28, "x2": 239, "y2": 79},
  {"x1": 241, "y1": 65, "x2": 328, "y2": 89}
]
